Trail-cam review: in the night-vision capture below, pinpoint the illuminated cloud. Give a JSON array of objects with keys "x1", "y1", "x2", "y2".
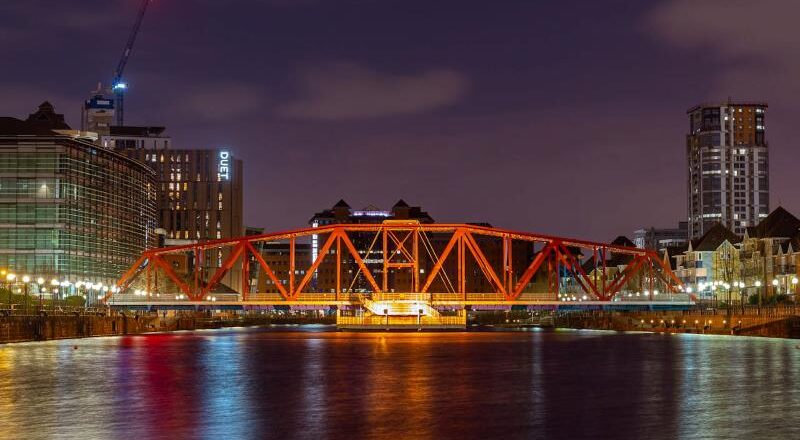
[
  {"x1": 279, "y1": 62, "x2": 469, "y2": 120},
  {"x1": 0, "y1": 2, "x2": 127, "y2": 33},
  {"x1": 645, "y1": 0, "x2": 800, "y2": 100},
  {"x1": 182, "y1": 83, "x2": 266, "y2": 121}
]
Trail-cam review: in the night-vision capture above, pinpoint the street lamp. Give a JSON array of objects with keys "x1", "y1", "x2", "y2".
[
  {"x1": 2, "y1": 272, "x2": 13, "y2": 309},
  {"x1": 21, "y1": 275, "x2": 31, "y2": 314},
  {"x1": 734, "y1": 281, "x2": 745, "y2": 314},
  {"x1": 711, "y1": 283, "x2": 718, "y2": 308},
  {"x1": 722, "y1": 282, "x2": 732, "y2": 317}
]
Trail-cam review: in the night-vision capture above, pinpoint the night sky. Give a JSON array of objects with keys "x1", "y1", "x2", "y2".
[{"x1": 2, "y1": 0, "x2": 798, "y2": 241}]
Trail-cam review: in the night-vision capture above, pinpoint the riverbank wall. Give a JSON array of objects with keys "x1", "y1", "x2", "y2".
[
  {"x1": 5, "y1": 310, "x2": 799, "y2": 342},
  {"x1": 0, "y1": 313, "x2": 335, "y2": 344},
  {"x1": 0, "y1": 314, "x2": 157, "y2": 343},
  {"x1": 551, "y1": 311, "x2": 800, "y2": 339}
]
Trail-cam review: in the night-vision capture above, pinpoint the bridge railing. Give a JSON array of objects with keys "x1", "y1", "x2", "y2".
[
  {"x1": 108, "y1": 293, "x2": 241, "y2": 303},
  {"x1": 106, "y1": 290, "x2": 693, "y2": 305}
]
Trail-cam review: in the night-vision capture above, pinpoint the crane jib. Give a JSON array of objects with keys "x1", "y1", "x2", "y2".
[{"x1": 111, "y1": 0, "x2": 152, "y2": 126}]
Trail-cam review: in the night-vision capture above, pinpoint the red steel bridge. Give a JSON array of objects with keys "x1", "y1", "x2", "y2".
[{"x1": 105, "y1": 221, "x2": 690, "y2": 320}]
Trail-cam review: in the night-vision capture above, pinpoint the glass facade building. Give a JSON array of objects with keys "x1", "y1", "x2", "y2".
[{"x1": 0, "y1": 103, "x2": 157, "y2": 289}]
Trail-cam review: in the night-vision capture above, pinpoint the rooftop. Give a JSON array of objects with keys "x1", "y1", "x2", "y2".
[
  {"x1": 691, "y1": 223, "x2": 741, "y2": 252},
  {"x1": 0, "y1": 101, "x2": 71, "y2": 135},
  {"x1": 746, "y1": 206, "x2": 800, "y2": 239},
  {"x1": 109, "y1": 126, "x2": 167, "y2": 137},
  {"x1": 687, "y1": 99, "x2": 768, "y2": 114}
]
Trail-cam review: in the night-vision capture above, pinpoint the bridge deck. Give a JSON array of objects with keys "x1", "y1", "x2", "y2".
[{"x1": 109, "y1": 300, "x2": 694, "y2": 308}]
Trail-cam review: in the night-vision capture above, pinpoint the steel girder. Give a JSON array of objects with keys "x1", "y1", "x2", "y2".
[{"x1": 106, "y1": 222, "x2": 684, "y2": 303}]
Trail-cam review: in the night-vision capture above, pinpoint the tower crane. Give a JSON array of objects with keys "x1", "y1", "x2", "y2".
[{"x1": 111, "y1": 0, "x2": 152, "y2": 126}]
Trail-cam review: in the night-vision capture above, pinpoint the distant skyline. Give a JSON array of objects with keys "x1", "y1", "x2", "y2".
[{"x1": 2, "y1": 0, "x2": 798, "y2": 241}]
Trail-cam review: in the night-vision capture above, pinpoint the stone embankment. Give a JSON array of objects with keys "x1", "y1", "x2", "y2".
[
  {"x1": 555, "y1": 309, "x2": 800, "y2": 339},
  {"x1": 0, "y1": 313, "x2": 335, "y2": 344}
]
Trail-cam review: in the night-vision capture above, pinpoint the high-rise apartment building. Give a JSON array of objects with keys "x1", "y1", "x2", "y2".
[{"x1": 687, "y1": 100, "x2": 769, "y2": 238}]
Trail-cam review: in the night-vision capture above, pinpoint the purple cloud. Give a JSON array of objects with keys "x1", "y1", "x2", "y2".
[
  {"x1": 180, "y1": 83, "x2": 267, "y2": 121},
  {"x1": 645, "y1": 0, "x2": 800, "y2": 101},
  {"x1": 279, "y1": 62, "x2": 469, "y2": 120}
]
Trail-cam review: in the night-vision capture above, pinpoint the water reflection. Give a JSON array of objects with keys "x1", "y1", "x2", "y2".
[{"x1": 1, "y1": 329, "x2": 800, "y2": 439}]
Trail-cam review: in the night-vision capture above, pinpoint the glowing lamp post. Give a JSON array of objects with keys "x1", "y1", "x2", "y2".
[
  {"x1": 36, "y1": 277, "x2": 44, "y2": 311},
  {"x1": 19, "y1": 275, "x2": 30, "y2": 314},
  {"x1": 753, "y1": 279, "x2": 761, "y2": 307},
  {"x1": 772, "y1": 278, "x2": 780, "y2": 299},
  {"x1": 4, "y1": 273, "x2": 15, "y2": 310}
]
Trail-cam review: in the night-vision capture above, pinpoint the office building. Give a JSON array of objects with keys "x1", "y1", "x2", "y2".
[
  {"x1": 119, "y1": 144, "x2": 243, "y2": 290},
  {"x1": 100, "y1": 126, "x2": 170, "y2": 150},
  {"x1": 81, "y1": 89, "x2": 115, "y2": 137},
  {"x1": 255, "y1": 243, "x2": 312, "y2": 294},
  {"x1": 118, "y1": 145, "x2": 243, "y2": 243},
  {"x1": 633, "y1": 222, "x2": 688, "y2": 251},
  {"x1": 687, "y1": 99, "x2": 769, "y2": 238},
  {"x1": 305, "y1": 200, "x2": 534, "y2": 294},
  {"x1": 0, "y1": 102, "x2": 157, "y2": 289},
  {"x1": 309, "y1": 199, "x2": 433, "y2": 258},
  {"x1": 309, "y1": 200, "x2": 434, "y2": 292}
]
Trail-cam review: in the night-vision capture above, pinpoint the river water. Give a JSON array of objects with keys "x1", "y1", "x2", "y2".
[{"x1": 1, "y1": 327, "x2": 799, "y2": 440}]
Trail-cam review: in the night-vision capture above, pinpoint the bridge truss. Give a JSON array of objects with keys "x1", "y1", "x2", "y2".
[{"x1": 106, "y1": 221, "x2": 685, "y2": 306}]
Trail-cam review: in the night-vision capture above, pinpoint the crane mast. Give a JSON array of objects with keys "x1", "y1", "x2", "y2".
[{"x1": 112, "y1": 0, "x2": 152, "y2": 126}]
